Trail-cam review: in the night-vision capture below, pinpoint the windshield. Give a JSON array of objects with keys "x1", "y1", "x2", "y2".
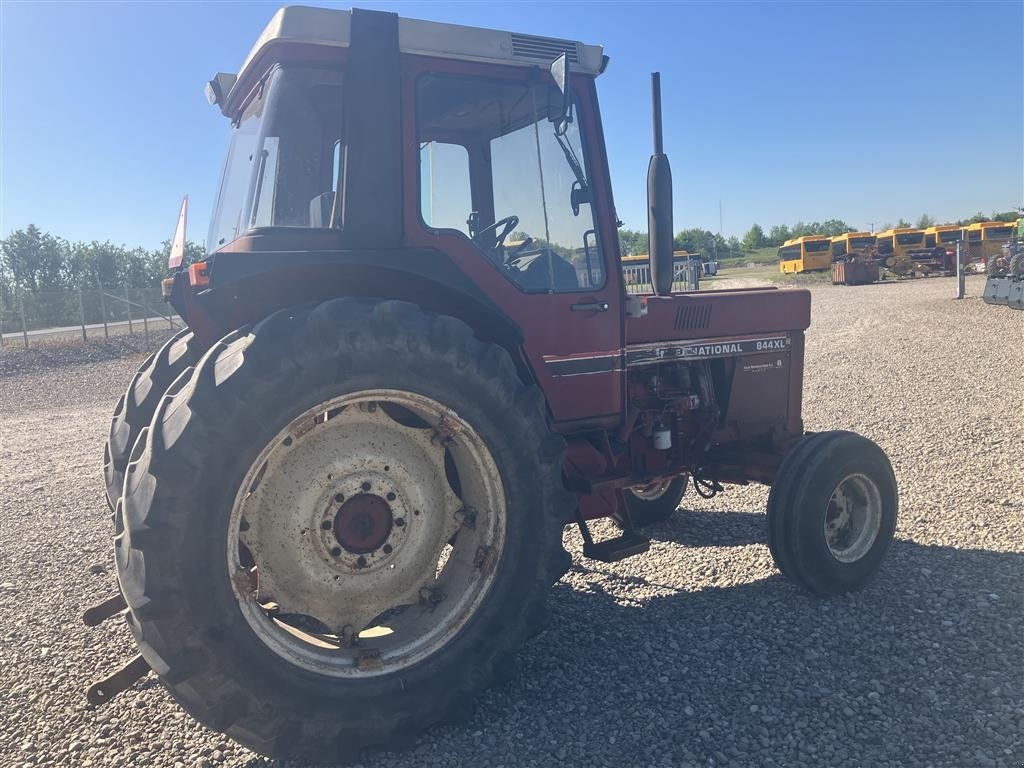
[
  {"x1": 206, "y1": 66, "x2": 343, "y2": 254},
  {"x1": 417, "y1": 73, "x2": 604, "y2": 292}
]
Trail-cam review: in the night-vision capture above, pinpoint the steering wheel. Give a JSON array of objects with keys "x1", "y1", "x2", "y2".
[{"x1": 473, "y1": 215, "x2": 519, "y2": 251}]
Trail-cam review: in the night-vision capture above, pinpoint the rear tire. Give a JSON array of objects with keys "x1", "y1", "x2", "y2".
[
  {"x1": 115, "y1": 299, "x2": 573, "y2": 762},
  {"x1": 617, "y1": 476, "x2": 687, "y2": 528},
  {"x1": 767, "y1": 431, "x2": 897, "y2": 595},
  {"x1": 103, "y1": 328, "x2": 202, "y2": 511}
]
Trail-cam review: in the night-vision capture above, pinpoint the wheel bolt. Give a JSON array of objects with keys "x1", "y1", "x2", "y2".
[
  {"x1": 386, "y1": 492, "x2": 396, "y2": 501},
  {"x1": 356, "y1": 556, "x2": 367, "y2": 568},
  {"x1": 331, "y1": 546, "x2": 342, "y2": 557},
  {"x1": 335, "y1": 493, "x2": 345, "y2": 503},
  {"x1": 322, "y1": 520, "x2": 332, "y2": 530},
  {"x1": 382, "y1": 544, "x2": 393, "y2": 554},
  {"x1": 361, "y1": 482, "x2": 371, "y2": 492},
  {"x1": 395, "y1": 517, "x2": 405, "y2": 527}
]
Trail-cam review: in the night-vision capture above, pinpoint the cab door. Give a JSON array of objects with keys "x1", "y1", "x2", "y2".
[{"x1": 402, "y1": 57, "x2": 624, "y2": 427}]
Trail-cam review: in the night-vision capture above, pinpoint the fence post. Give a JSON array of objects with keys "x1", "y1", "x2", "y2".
[
  {"x1": 125, "y1": 287, "x2": 134, "y2": 335},
  {"x1": 143, "y1": 311, "x2": 150, "y2": 348},
  {"x1": 954, "y1": 241, "x2": 965, "y2": 299},
  {"x1": 19, "y1": 291, "x2": 29, "y2": 348},
  {"x1": 78, "y1": 289, "x2": 88, "y2": 342},
  {"x1": 98, "y1": 282, "x2": 109, "y2": 340}
]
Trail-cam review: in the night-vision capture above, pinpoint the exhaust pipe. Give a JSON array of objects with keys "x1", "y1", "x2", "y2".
[{"x1": 647, "y1": 73, "x2": 674, "y2": 296}]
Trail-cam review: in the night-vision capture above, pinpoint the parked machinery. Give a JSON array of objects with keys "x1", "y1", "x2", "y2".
[{"x1": 87, "y1": 7, "x2": 900, "y2": 762}]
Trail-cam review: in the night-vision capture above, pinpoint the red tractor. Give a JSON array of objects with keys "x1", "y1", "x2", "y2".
[{"x1": 91, "y1": 7, "x2": 898, "y2": 762}]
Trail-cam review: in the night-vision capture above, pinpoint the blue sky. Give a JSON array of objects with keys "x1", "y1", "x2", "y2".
[{"x1": 1, "y1": 1, "x2": 1021, "y2": 248}]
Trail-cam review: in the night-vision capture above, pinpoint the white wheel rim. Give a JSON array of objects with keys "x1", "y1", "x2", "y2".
[
  {"x1": 227, "y1": 389, "x2": 506, "y2": 677},
  {"x1": 629, "y1": 478, "x2": 673, "y2": 501},
  {"x1": 824, "y1": 473, "x2": 882, "y2": 563}
]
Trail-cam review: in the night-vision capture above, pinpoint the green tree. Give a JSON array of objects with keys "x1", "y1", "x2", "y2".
[
  {"x1": 915, "y1": 214, "x2": 936, "y2": 229},
  {"x1": 818, "y1": 219, "x2": 855, "y2": 237},
  {"x1": 767, "y1": 224, "x2": 791, "y2": 246},
  {"x1": 0, "y1": 225, "x2": 70, "y2": 291},
  {"x1": 742, "y1": 223, "x2": 766, "y2": 250},
  {"x1": 617, "y1": 229, "x2": 648, "y2": 256},
  {"x1": 896, "y1": 218, "x2": 911, "y2": 228}
]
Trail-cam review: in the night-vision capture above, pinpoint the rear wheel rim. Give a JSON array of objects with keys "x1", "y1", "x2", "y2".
[
  {"x1": 629, "y1": 478, "x2": 673, "y2": 501},
  {"x1": 823, "y1": 472, "x2": 882, "y2": 563},
  {"x1": 227, "y1": 389, "x2": 506, "y2": 678}
]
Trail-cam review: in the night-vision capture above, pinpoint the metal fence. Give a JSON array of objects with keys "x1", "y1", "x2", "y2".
[{"x1": 0, "y1": 287, "x2": 182, "y2": 349}]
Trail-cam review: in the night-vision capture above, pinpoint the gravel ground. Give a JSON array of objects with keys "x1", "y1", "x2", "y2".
[{"x1": 1, "y1": 275, "x2": 1021, "y2": 768}]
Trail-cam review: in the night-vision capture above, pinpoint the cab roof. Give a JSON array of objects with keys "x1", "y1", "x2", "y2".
[{"x1": 237, "y1": 6, "x2": 605, "y2": 83}]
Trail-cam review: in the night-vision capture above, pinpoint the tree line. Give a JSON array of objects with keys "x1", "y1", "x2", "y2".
[
  {"x1": 2, "y1": 208, "x2": 1018, "y2": 298},
  {"x1": 619, "y1": 210, "x2": 1020, "y2": 258},
  {"x1": 0, "y1": 224, "x2": 204, "y2": 299}
]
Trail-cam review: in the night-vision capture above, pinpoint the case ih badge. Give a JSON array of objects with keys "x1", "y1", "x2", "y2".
[{"x1": 625, "y1": 334, "x2": 791, "y2": 367}]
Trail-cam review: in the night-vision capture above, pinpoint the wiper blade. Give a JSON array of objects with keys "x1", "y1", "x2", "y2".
[{"x1": 555, "y1": 130, "x2": 588, "y2": 192}]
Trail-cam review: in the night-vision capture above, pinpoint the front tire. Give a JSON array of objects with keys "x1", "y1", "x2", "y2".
[
  {"x1": 115, "y1": 299, "x2": 574, "y2": 762},
  {"x1": 766, "y1": 431, "x2": 897, "y2": 595},
  {"x1": 617, "y1": 476, "x2": 688, "y2": 528}
]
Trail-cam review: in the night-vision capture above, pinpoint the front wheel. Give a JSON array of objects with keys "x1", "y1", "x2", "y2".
[
  {"x1": 116, "y1": 300, "x2": 574, "y2": 762},
  {"x1": 767, "y1": 431, "x2": 897, "y2": 595},
  {"x1": 617, "y1": 476, "x2": 688, "y2": 528}
]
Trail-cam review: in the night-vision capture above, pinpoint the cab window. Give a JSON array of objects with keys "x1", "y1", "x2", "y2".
[{"x1": 416, "y1": 73, "x2": 605, "y2": 293}]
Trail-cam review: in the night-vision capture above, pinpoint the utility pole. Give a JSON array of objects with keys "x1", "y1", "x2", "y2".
[
  {"x1": 868, "y1": 222, "x2": 876, "y2": 233},
  {"x1": 718, "y1": 199, "x2": 723, "y2": 237}
]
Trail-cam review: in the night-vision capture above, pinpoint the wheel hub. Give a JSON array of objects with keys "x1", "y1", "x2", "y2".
[
  {"x1": 227, "y1": 390, "x2": 507, "y2": 678},
  {"x1": 824, "y1": 473, "x2": 882, "y2": 563},
  {"x1": 334, "y1": 493, "x2": 393, "y2": 554}
]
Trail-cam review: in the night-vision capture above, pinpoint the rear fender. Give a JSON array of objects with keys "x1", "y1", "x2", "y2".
[{"x1": 180, "y1": 249, "x2": 528, "y2": 379}]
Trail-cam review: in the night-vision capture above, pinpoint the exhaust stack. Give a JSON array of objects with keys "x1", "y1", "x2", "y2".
[{"x1": 647, "y1": 72, "x2": 674, "y2": 296}]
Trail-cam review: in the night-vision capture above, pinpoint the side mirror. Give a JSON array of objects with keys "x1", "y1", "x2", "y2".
[{"x1": 550, "y1": 53, "x2": 571, "y2": 136}]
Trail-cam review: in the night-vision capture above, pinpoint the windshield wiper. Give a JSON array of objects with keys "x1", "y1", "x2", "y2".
[{"x1": 554, "y1": 130, "x2": 589, "y2": 193}]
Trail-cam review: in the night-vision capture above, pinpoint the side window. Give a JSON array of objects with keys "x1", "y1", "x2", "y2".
[
  {"x1": 490, "y1": 101, "x2": 605, "y2": 291},
  {"x1": 416, "y1": 74, "x2": 606, "y2": 294},
  {"x1": 420, "y1": 142, "x2": 472, "y2": 234}
]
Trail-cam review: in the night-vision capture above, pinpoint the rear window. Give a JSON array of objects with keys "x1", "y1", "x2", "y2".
[
  {"x1": 896, "y1": 233, "x2": 923, "y2": 245},
  {"x1": 803, "y1": 240, "x2": 830, "y2": 253},
  {"x1": 984, "y1": 226, "x2": 1012, "y2": 239},
  {"x1": 850, "y1": 237, "x2": 874, "y2": 248},
  {"x1": 938, "y1": 230, "x2": 961, "y2": 243},
  {"x1": 778, "y1": 245, "x2": 800, "y2": 261}
]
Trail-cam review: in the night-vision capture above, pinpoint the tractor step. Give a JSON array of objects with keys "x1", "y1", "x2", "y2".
[{"x1": 582, "y1": 531, "x2": 650, "y2": 563}]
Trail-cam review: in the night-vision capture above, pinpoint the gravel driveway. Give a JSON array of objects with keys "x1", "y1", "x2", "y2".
[{"x1": 1, "y1": 276, "x2": 1021, "y2": 768}]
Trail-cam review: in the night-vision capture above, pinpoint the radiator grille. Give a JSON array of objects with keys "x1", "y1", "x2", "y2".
[
  {"x1": 674, "y1": 304, "x2": 712, "y2": 330},
  {"x1": 510, "y1": 33, "x2": 580, "y2": 64}
]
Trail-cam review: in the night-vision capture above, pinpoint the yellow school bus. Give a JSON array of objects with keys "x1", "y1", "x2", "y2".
[
  {"x1": 829, "y1": 232, "x2": 876, "y2": 261},
  {"x1": 874, "y1": 228, "x2": 927, "y2": 260},
  {"x1": 923, "y1": 224, "x2": 964, "y2": 251},
  {"x1": 965, "y1": 221, "x2": 1015, "y2": 261},
  {"x1": 778, "y1": 235, "x2": 831, "y2": 273}
]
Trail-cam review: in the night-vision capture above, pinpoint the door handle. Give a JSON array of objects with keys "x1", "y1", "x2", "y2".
[{"x1": 570, "y1": 301, "x2": 609, "y2": 312}]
